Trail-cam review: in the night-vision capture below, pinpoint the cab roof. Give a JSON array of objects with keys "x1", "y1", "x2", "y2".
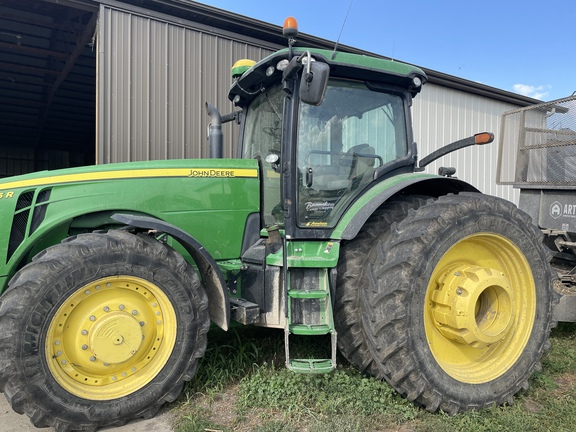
[{"x1": 229, "y1": 48, "x2": 427, "y2": 106}]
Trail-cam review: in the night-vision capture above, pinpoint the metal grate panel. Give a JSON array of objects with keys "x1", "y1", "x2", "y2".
[
  {"x1": 30, "y1": 188, "x2": 51, "y2": 234},
  {"x1": 497, "y1": 96, "x2": 576, "y2": 187}
]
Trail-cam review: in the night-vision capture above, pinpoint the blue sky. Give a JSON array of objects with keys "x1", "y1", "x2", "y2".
[{"x1": 195, "y1": 0, "x2": 575, "y2": 101}]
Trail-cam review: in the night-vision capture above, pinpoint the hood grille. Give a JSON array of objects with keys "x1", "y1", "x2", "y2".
[{"x1": 7, "y1": 189, "x2": 51, "y2": 263}]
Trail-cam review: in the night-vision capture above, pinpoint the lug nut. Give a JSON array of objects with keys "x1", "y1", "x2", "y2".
[
  {"x1": 82, "y1": 345, "x2": 88, "y2": 350},
  {"x1": 119, "y1": 305, "x2": 125, "y2": 310},
  {"x1": 103, "y1": 306, "x2": 110, "y2": 312}
]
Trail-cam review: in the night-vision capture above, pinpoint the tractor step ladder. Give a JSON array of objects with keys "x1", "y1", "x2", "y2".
[{"x1": 285, "y1": 269, "x2": 337, "y2": 374}]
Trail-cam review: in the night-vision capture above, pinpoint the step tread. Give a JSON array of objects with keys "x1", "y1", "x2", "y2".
[
  {"x1": 288, "y1": 289, "x2": 329, "y2": 299},
  {"x1": 288, "y1": 358, "x2": 335, "y2": 374},
  {"x1": 289, "y1": 324, "x2": 332, "y2": 335}
]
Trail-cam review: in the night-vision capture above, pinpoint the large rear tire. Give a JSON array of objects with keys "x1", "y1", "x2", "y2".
[
  {"x1": 0, "y1": 230, "x2": 209, "y2": 431},
  {"x1": 335, "y1": 196, "x2": 428, "y2": 375},
  {"x1": 337, "y1": 193, "x2": 555, "y2": 413}
]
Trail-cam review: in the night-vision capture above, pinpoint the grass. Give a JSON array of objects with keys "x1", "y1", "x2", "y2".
[{"x1": 173, "y1": 323, "x2": 576, "y2": 432}]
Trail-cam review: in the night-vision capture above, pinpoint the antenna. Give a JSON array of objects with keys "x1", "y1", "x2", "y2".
[{"x1": 331, "y1": 0, "x2": 354, "y2": 60}]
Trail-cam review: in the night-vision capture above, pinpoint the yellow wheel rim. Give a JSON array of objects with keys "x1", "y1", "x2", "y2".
[
  {"x1": 45, "y1": 276, "x2": 177, "y2": 400},
  {"x1": 425, "y1": 233, "x2": 536, "y2": 384}
]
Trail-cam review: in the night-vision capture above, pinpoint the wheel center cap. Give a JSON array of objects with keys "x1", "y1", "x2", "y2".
[
  {"x1": 430, "y1": 265, "x2": 516, "y2": 348},
  {"x1": 89, "y1": 312, "x2": 143, "y2": 364}
]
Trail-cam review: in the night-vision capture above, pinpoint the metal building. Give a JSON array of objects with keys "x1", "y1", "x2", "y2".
[{"x1": 0, "y1": 0, "x2": 538, "y2": 202}]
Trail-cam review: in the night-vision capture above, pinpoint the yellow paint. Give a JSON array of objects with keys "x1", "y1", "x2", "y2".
[
  {"x1": 45, "y1": 276, "x2": 177, "y2": 400},
  {"x1": 0, "y1": 191, "x2": 14, "y2": 199},
  {"x1": 424, "y1": 233, "x2": 536, "y2": 384},
  {"x1": 305, "y1": 221, "x2": 328, "y2": 227},
  {"x1": 0, "y1": 168, "x2": 258, "y2": 191},
  {"x1": 431, "y1": 265, "x2": 514, "y2": 348}
]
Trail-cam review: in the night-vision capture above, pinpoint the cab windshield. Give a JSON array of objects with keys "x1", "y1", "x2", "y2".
[{"x1": 297, "y1": 79, "x2": 408, "y2": 228}]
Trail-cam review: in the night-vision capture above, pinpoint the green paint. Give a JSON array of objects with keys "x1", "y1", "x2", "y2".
[
  {"x1": 266, "y1": 240, "x2": 340, "y2": 267},
  {"x1": 261, "y1": 48, "x2": 424, "y2": 79},
  {"x1": 332, "y1": 172, "x2": 437, "y2": 239},
  {"x1": 0, "y1": 159, "x2": 260, "y2": 294}
]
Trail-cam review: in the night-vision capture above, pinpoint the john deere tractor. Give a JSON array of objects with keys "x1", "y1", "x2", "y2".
[{"x1": 0, "y1": 18, "x2": 555, "y2": 431}]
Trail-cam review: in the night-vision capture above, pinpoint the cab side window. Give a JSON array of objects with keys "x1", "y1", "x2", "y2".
[{"x1": 297, "y1": 80, "x2": 407, "y2": 228}]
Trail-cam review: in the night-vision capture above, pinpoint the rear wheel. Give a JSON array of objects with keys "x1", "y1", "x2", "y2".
[
  {"x1": 0, "y1": 230, "x2": 209, "y2": 431},
  {"x1": 337, "y1": 193, "x2": 555, "y2": 413},
  {"x1": 335, "y1": 196, "x2": 428, "y2": 376}
]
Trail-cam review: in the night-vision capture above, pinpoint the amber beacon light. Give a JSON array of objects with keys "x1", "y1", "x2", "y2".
[{"x1": 283, "y1": 16, "x2": 298, "y2": 38}]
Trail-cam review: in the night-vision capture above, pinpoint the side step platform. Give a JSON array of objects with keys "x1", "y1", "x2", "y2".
[{"x1": 284, "y1": 268, "x2": 337, "y2": 374}]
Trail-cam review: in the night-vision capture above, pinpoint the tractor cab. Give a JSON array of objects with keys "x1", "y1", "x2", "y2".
[{"x1": 228, "y1": 36, "x2": 426, "y2": 238}]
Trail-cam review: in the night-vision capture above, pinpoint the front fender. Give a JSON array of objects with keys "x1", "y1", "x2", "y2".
[
  {"x1": 332, "y1": 174, "x2": 480, "y2": 240},
  {"x1": 112, "y1": 213, "x2": 230, "y2": 331}
]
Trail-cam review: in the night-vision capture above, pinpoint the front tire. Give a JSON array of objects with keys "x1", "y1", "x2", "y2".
[
  {"x1": 340, "y1": 193, "x2": 555, "y2": 413},
  {"x1": 0, "y1": 230, "x2": 209, "y2": 431}
]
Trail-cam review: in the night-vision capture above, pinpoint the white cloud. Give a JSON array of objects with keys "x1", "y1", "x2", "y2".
[{"x1": 512, "y1": 84, "x2": 550, "y2": 100}]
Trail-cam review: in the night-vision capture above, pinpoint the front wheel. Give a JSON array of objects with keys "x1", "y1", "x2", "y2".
[
  {"x1": 0, "y1": 230, "x2": 209, "y2": 431},
  {"x1": 355, "y1": 193, "x2": 555, "y2": 413}
]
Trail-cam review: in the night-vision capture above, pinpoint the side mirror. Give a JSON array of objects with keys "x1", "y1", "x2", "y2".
[{"x1": 300, "y1": 61, "x2": 329, "y2": 106}]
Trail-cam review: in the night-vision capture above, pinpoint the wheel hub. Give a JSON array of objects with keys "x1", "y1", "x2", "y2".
[
  {"x1": 46, "y1": 276, "x2": 177, "y2": 400},
  {"x1": 430, "y1": 264, "x2": 515, "y2": 348},
  {"x1": 89, "y1": 312, "x2": 143, "y2": 364}
]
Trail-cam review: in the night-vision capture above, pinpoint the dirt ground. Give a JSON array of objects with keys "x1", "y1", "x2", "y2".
[{"x1": 0, "y1": 395, "x2": 174, "y2": 432}]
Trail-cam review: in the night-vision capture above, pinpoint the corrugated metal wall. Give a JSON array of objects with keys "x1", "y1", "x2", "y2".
[
  {"x1": 97, "y1": 5, "x2": 279, "y2": 162},
  {"x1": 97, "y1": 5, "x2": 522, "y2": 203},
  {"x1": 412, "y1": 83, "x2": 521, "y2": 203},
  {"x1": 0, "y1": 147, "x2": 34, "y2": 178}
]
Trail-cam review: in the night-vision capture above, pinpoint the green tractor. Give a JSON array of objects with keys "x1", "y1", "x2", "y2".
[{"x1": 0, "y1": 18, "x2": 555, "y2": 431}]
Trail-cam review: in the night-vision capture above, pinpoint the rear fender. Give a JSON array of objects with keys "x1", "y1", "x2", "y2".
[
  {"x1": 112, "y1": 213, "x2": 230, "y2": 331},
  {"x1": 332, "y1": 175, "x2": 480, "y2": 241}
]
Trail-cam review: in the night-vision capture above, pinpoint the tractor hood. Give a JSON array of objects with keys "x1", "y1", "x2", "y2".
[{"x1": 0, "y1": 159, "x2": 261, "y2": 288}]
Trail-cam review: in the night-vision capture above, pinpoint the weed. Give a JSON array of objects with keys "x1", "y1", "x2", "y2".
[
  {"x1": 182, "y1": 327, "x2": 278, "y2": 397},
  {"x1": 237, "y1": 364, "x2": 417, "y2": 424},
  {"x1": 174, "y1": 324, "x2": 576, "y2": 432},
  {"x1": 174, "y1": 411, "x2": 226, "y2": 432},
  {"x1": 257, "y1": 420, "x2": 299, "y2": 432}
]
